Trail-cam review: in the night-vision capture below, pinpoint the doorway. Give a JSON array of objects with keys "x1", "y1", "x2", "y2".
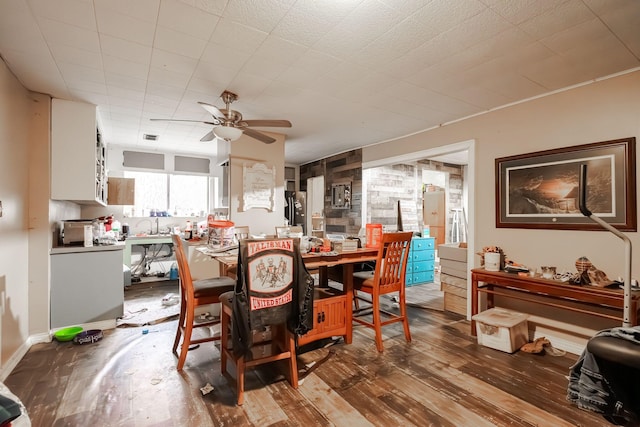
[{"x1": 362, "y1": 140, "x2": 475, "y2": 320}]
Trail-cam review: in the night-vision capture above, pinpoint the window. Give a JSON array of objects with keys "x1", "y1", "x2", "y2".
[
  {"x1": 124, "y1": 171, "x2": 208, "y2": 217},
  {"x1": 169, "y1": 174, "x2": 208, "y2": 216}
]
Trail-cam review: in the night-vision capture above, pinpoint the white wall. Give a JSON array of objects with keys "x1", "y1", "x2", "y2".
[
  {"x1": 227, "y1": 132, "x2": 287, "y2": 236},
  {"x1": 364, "y1": 70, "x2": 640, "y2": 351},
  {"x1": 27, "y1": 93, "x2": 52, "y2": 337},
  {"x1": 0, "y1": 58, "x2": 33, "y2": 374}
]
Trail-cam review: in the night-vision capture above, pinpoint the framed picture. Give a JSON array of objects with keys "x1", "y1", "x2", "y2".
[
  {"x1": 242, "y1": 162, "x2": 276, "y2": 211},
  {"x1": 331, "y1": 182, "x2": 351, "y2": 209},
  {"x1": 495, "y1": 137, "x2": 636, "y2": 231}
]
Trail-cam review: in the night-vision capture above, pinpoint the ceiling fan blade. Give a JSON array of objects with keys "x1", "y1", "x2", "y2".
[
  {"x1": 200, "y1": 130, "x2": 216, "y2": 142},
  {"x1": 242, "y1": 119, "x2": 292, "y2": 128},
  {"x1": 241, "y1": 128, "x2": 276, "y2": 144},
  {"x1": 150, "y1": 118, "x2": 218, "y2": 125},
  {"x1": 198, "y1": 101, "x2": 225, "y2": 119}
]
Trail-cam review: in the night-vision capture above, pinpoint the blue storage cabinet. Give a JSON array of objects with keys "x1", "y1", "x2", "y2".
[{"x1": 405, "y1": 237, "x2": 435, "y2": 286}]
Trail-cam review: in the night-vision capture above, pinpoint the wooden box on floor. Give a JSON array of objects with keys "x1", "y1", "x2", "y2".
[
  {"x1": 441, "y1": 273, "x2": 467, "y2": 316},
  {"x1": 438, "y1": 243, "x2": 468, "y2": 316},
  {"x1": 438, "y1": 243, "x2": 467, "y2": 279}
]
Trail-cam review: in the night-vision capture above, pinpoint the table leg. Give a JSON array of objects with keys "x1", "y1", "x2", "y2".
[
  {"x1": 471, "y1": 275, "x2": 478, "y2": 336},
  {"x1": 487, "y1": 285, "x2": 495, "y2": 309},
  {"x1": 343, "y1": 263, "x2": 354, "y2": 344},
  {"x1": 318, "y1": 266, "x2": 328, "y2": 288}
]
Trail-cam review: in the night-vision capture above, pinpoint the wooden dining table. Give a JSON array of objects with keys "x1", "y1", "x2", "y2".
[{"x1": 199, "y1": 246, "x2": 379, "y2": 344}]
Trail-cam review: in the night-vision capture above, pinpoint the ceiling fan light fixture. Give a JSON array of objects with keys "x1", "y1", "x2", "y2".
[{"x1": 213, "y1": 125, "x2": 243, "y2": 142}]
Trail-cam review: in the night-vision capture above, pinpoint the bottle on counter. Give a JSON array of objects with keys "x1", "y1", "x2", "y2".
[
  {"x1": 111, "y1": 219, "x2": 121, "y2": 240},
  {"x1": 185, "y1": 220, "x2": 193, "y2": 240}
]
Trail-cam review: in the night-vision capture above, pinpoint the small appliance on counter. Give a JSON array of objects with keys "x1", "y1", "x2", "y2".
[{"x1": 61, "y1": 220, "x2": 94, "y2": 246}]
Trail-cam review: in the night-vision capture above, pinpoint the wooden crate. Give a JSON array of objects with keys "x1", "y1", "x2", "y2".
[
  {"x1": 444, "y1": 292, "x2": 467, "y2": 316},
  {"x1": 442, "y1": 283, "x2": 466, "y2": 298},
  {"x1": 440, "y1": 273, "x2": 467, "y2": 290}
]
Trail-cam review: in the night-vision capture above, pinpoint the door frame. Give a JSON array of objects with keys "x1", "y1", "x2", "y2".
[{"x1": 362, "y1": 139, "x2": 476, "y2": 320}]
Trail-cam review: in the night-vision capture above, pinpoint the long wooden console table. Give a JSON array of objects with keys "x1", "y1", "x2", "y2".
[{"x1": 470, "y1": 268, "x2": 640, "y2": 336}]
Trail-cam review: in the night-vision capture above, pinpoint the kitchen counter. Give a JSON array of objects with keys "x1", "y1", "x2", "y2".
[{"x1": 50, "y1": 242, "x2": 125, "y2": 255}]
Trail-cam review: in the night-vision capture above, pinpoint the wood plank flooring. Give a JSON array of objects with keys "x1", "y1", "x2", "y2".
[{"x1": 4, "y1": 287, "x2": 611, "y2": 426}]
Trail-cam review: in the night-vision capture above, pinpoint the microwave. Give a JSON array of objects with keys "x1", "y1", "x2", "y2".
[{"x1": 61, "y1": 220, "x2": 93, "y2": 246}]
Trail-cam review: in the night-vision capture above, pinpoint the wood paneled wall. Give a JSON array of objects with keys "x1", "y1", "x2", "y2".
[
  {"x1": 300, "y1": 150, "x2": 465, "y2": 240},
  {"x1": 300, "y1": 149, "x2": 362, "y2": 236}
]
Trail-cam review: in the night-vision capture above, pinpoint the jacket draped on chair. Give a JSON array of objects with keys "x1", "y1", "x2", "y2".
[{"x1": 231, "y1": 237, "x2": 315, "y2": 357}]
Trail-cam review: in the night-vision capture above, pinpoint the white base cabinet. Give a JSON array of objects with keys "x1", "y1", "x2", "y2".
[{"x1": 51, "y1": 248, "x2": 124, "y2": 329}]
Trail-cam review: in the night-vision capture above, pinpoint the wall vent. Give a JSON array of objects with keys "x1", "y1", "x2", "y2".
[{"x1": 143, "y1": 134, "x2": 159, "y2": 141}]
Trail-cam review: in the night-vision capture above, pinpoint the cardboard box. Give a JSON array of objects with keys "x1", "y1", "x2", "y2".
[{"x1": 472, "y1": 308, "x2": 528, "y2": 353}]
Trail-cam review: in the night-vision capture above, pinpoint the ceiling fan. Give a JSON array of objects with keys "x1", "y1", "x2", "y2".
[{"x1": 150, "y1": 90, "x2": 292, "y2": 144}]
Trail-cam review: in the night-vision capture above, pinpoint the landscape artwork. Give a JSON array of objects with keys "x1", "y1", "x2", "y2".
[
  {"x1": 506, "y1": 155, "x2": 614, "y2": 217},
  {"x1": 495, "y1": 138, "x2": 636, "y2": 231}
]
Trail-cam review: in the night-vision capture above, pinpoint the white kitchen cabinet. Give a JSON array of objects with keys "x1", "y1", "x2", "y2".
[
  {"x1": 51, "y1": 99, "x2": 107, "y2": 205},
  {"x1": 50, "y1": 246, "x2": 124, "y2": 329}
]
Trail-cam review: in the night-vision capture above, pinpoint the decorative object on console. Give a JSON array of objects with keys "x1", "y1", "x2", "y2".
[
  {"x1": 477, "y1": 246, "x2": 505, "y2": 271},
  {"x1": 575, "y1": 256, "x2": 593, "y2": 274},
  {"x1": 540, "y1": 266, "x2": 556, "y2": 279}
]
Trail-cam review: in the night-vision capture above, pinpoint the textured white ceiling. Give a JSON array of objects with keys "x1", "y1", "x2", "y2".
[{"x1": 1, "y1": 0, "x2": 638, "y2": 165}]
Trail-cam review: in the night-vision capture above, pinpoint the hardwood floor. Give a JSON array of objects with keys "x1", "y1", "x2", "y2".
[{"x1": 5, "y1": 295, "x2": 611, "y2": 426}]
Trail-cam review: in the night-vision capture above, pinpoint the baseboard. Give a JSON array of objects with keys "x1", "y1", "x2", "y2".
[
  {"x1": 529, "y1": 330, "x2": 586, "y2": 356},
  {"x1": 51, "y1": 319, "x2": 116, "y2": 334},
  {"x1": 0, "y1": 338, "x2": 34, "y2": 382},
  {"x1": 1, "y1": 319, "x2": 118, "y2": 382},
  {"x1": 526, "y1": 314, "x2": 594, "y2": 356}
]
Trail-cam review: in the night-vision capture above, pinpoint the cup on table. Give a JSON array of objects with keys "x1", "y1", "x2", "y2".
[{"x1": 541, "y1": 266, "x2": 556, "y2": 279}]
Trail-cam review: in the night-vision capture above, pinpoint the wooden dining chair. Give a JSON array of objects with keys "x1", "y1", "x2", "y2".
[
  {"x1": 352, "y1": 232, "x2": 413, "y2": 352},
  {"x1": 219, "y1": 237, "x2": 313, "y2": 405},
  {"x1": 234, "y1": 225, "x2": 250, "y2": 241},
  {"x1": 171, "y1": 234, "x2": 235, "y2": 371},
  {"x1": 275, "y1": 226, "x2": 289, "y2": 237},
  {"x1": 275, "y1": 225, "x2": 303, "y2": 237}
]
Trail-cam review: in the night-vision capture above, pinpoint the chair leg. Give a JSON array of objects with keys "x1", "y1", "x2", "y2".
[
  {"x1": 172, "y1": 298, "x2": 186, "y2": 356},
  {"x1": 220, "y1": 308, "x2": 230, "y2": 375},
  {"x1": 236, "y1": 357, "x2": 245, "y2": 405},
  {"x1": 372, "y1": 295, "x2": 384, "y2": 352},
  {"x1": 176, "y1": 305, "x2": 195, "y2": 371},
  {"x1": 287, "y1": 332, "x2": 298, "y2": 389},
  {"x1": 399, "y1": 296, "x2": 412, "y2": 343}
]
